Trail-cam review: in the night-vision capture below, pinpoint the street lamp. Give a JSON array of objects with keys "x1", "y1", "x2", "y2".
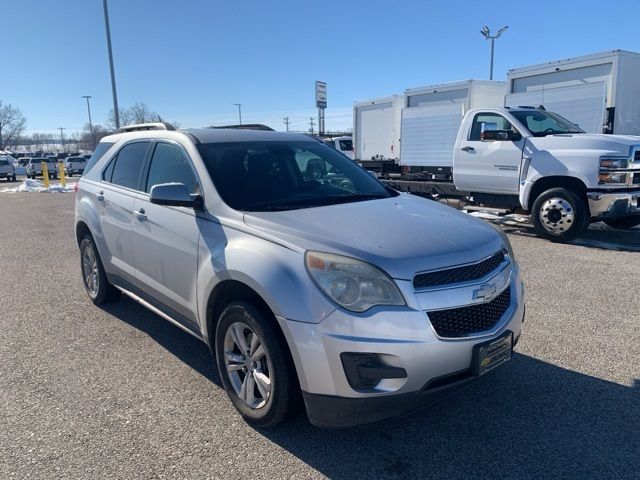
[
  {"x1": 233, "y1": 103, "x2": 242, "y2": 124},
  {"x1": 103, "y1": 0, "x2": 120, "y2": 129},
  {"x1": 81, "y1": 95, "x2": 95, "y2": 148},
  {"x1": 480, "y1": 25, "x2": 509, "y2": 80}
]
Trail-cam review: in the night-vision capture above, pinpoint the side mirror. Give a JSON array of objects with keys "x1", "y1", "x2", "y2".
[
  {"x1": 482, "y1": 130, "x2": 522, "y2": 142},
  {"x1": 149, "y1": 183, "x2": 202, "y2": 208}
]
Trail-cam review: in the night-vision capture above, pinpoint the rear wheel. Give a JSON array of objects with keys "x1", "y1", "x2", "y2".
[
  {"x1": 79, "y1": 234, "x2": 120, "y2": 305},
  {"x1": 215, "y1": 301, "x2": 300, "y2": 428},
  {"x1": 531, "y1": 187, "x2": 588, "y2": 242},
  {"x1": 603, "y1": 217, "x2": 640, "y2": 230}
]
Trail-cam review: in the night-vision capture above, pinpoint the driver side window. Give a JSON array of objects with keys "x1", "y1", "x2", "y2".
[{"x1": 469, "y1": 113, "x2": 513, "y2": 141}]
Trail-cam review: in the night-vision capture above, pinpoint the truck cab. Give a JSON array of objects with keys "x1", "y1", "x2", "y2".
[
  {"x1": 323, "y1": 136, "x2": 354, "y2": 160},
  {"x1": 453, "y1": 107, "x2": 640, "y2": 238}
]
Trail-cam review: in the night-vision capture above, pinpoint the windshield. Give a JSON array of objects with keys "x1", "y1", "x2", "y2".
[
  {"x1": 0, "y1": 160, "x2": 9, "y2": 166},
  {"x1": 510, "y1": 110, "x2": 585, "y2": 136},
  {"x1": 198, "y1": 140, "x2": 396, "y2": 212}
]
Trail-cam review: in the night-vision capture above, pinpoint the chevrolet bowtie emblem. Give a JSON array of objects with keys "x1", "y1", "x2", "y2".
[{"x1": 473, "y1": 282, "x2": 498, "y2": 301}]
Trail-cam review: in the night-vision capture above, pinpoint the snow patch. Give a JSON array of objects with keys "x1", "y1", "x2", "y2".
[{"x1": 0, "y1": 179, "x2": 76, "y2": 193}]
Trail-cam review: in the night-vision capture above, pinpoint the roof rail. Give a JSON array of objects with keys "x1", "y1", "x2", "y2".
[
  {"x1": 117, "y1": 122, "x2": 176, "y2": 133},
  {"x1": 210, "y1": 123, "x2": 274, "y2": 131}
]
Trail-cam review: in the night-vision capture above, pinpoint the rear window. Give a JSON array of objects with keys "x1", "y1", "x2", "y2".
[
  {"x1": 83, "y1": 142, "x2": 115, "y2": 175},
  {"x1": 106, "y1": 142, "x2": 151, "y2": 191}
]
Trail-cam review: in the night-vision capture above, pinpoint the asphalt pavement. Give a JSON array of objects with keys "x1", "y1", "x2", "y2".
[{"x1": 1, "y1": 192, "x2": 638, "y2": 479}]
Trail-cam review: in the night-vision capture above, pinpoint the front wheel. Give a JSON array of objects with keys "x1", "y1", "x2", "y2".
[
  {"x1": 603, "y1": 216, "x2": 640, "y2": 230},
  {"x1": 531, "y1": 187, "x2": 588, "y2": 242},
  {"x1": 215, "y1": 302, "x2": 300, "y2": 428}
]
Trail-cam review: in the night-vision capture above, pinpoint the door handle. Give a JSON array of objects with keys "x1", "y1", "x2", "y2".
[
  {"x1": 96, "y1": 191, "x2": 104, "y2": 202},
  {"x1": 461, "y1": 146, "x2": 475, "y2": 152},
  {"x1": 134, "y1": 208, "x2": 147, "y2": 221}
]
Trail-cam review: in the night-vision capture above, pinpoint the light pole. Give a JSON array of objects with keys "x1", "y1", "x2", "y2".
[
  {"x1": 233, "y1": 103, "x2": 242, "y2": 124},
  {"x1": 480, "y1": 25, "x2": 508, "y2": 80},
  {"x1": 82, "y1": 95, "x2": 95, "y2": 148},
  {"x1": 103, "y1": 0, "x2": 120, "y2": 129},
  {"x1": 58, "y1": 127, "x2": 66, "y2": 153}
]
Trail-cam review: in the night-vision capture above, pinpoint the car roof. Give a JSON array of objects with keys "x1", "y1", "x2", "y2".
[{"x1": 100, "y1": 127, "x2": 317, "y2": 146}]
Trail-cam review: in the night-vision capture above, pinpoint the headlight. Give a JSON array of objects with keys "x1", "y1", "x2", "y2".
[
  {"x1": 599, "y1": 156, "x2": 628, "y2": 170},
  {"x1": 488, "y1": 223, "x2": 516, "y2": 261},
  {"x1": 305, "y1": 251, "x2": 405, "y2": 312},
  {"x1": 599, "y1": 172, "x2": 628, "y2": 185}
]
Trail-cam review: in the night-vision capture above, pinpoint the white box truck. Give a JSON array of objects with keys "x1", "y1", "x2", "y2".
[
  {"x1": 506, "y1": 49, "x2": 640, "y2": 134},
  {"x1": 400, "y1": 80, "x2": 506, "y2": 175},
  {"x1": 353, "y1": 95, "x2": 403, "y2": 166}
]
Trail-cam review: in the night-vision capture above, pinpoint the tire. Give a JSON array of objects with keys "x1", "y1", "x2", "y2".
[
  {"x1": 531, "y1": 187, "x2": 588, "y2": 242},
  {"x1": 11, "y1": 175, "x2": 16, "y2": 182},
  {"x1": 603, "y1": 216, "x2": 640, "y2": 230},
  {"x1": 215, "y1": 301, "x2": 300, "y2": 428},
  {"x1": 79, "y1": 234, "x2": 120, "y2": 305}
]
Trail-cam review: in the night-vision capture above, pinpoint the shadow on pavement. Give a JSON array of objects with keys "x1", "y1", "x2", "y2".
[{"x1": 102, "y1": 297, "x2": 640, "y2": 479}]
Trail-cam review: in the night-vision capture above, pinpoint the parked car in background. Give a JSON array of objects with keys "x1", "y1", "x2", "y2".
[
  {"x1": 26, "y1": 158, "x2": 57, "y2": 179},
  {"x1": 75, "y1": 122, "x2": 525, "y2": 428},
  {"x1": 64, "y1": 156, "x2": 87, "y2": 176},
  {"x1": 0, "y1": 156, "x2": 17, "y2": 182}
]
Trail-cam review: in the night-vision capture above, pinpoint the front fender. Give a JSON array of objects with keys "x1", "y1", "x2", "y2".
[{"x1": 196, "y1": 221, "x2": 336, "y2": 340}]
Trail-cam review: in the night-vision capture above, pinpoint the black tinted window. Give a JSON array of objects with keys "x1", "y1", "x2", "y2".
[
  {"x1": 469, "y1": 113, "x2": 514, "y2": 141},
  {"x1": 84, "y1": 142, "x2": 115, "y2": 175},
  {"x1": 145, "y1": 143, "x2": 199, "y2": 194},
  {"x1": 109, "y1": 142, "x2": 150, "y2": 190}
]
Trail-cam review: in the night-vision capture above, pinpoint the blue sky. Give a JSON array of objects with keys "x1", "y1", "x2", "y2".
[{"x1": 4, "y1": 0, "x2": 640, "y2": 135}]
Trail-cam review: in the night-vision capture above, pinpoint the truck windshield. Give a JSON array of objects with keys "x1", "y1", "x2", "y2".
[
  {"x1": 198, "y1": 140, "x2": 396, "y2": 212},
  {"x1": 511, "y1": 110, "x2": 585, "y2": 137}
]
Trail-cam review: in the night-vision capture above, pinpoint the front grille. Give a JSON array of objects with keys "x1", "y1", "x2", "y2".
[
  {"x1": 414, "y1": 251, "x2": 505, "y2": 289},
  {"x1": 427, "y1": 286, "x2": 511, "y2": 338}
]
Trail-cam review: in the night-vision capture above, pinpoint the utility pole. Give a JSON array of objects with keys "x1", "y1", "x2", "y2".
[
  {"x1": 103, "y1": 0, "x2": 120, "y2": 129},
  {"x1": 58, "y1": 127, "x2": 66, "y2": 153},
  {"x1": 283, "y1": 117, "x2": 290, "y2": 131},
  {"x1": 233, "y1": 103, "x2": 242, "y2": 124},
  {"x1": 81, "y1": 95, "x2": 95, "y2": 148},
  {"x1": 309, "y1": 117, "x2": 315, "y2": 135},
  {"x1": 481, "y1": 25, "x2": 508, "y2": 80}
]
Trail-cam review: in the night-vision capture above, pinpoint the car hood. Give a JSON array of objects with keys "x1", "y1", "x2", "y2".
[
  {"x1": 243, "y1": 194, "x2": 504, "y2": 280},
  {"x1": 527, "y1": 133, "x2": 640, "y2": 153}
]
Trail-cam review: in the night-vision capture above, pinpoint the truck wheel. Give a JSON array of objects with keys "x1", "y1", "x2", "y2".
[
  {"x1": 531, "y1": 187, "x2": 588, "y2": 242},
  {"x1": 215, "y1": 301, "x2": 301, "y2": 428},
  {"x1": 79, "y1": 234, "x2": 121, "y2": 305},
  {"x1": 603, "y1": 217, "x2": 640, "y2": 230}
]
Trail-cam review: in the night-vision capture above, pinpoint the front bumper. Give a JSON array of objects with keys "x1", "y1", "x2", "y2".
[
  {"x1": 587, "y1": 189, "x2": 640, "y2": 219},
  {"x1": 277, "y1": 269, "x2": 525, "y2": 427}
]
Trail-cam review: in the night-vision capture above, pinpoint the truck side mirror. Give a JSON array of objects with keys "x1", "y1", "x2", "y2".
[{"x1": 482, "y1": 130, "x2": 522, "y2": 142}]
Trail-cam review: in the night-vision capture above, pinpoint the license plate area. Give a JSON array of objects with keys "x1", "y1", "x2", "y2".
[{"x1": 472, "y1": 331, "x2": 513, "y2": 376}]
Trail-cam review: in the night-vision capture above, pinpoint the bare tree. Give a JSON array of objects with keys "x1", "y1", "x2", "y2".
[
  {"x1": 106, "y1": 107, "x2": 133, "y2": 130},
  {"x1": 0, "y1": 101, "x2": 27, "y2": 150},
  {"x1": 128, "y1": 102, "x2": 158, "y2": 124}
]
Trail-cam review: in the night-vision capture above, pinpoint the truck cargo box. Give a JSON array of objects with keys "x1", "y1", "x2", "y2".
[
  {"x1": 400, "y1": 80, "x2": 506, "y2": 167},
  {"x1": 353, "y1": 95, "x2": 403, "y2": 161},
  {"x1": 506, "y1": 49, "x2": 640, "y2": 134}
]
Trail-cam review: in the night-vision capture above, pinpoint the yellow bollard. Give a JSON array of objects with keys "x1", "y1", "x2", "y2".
[
  {"x1": 59, "y1": 162, "x2": 66, "y2": 187},
  {"x1": 41, "y1": 162, "x2": 50, "y2": 188}
]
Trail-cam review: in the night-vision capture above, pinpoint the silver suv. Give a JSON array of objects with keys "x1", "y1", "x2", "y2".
[{"x1": 75, "y1": 123, "x2": 525, "y2": 428}]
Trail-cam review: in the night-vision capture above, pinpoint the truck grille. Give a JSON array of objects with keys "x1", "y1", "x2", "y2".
[
  {"x1": 413, "y1": 251, "x2": 505, "y2": 289},
  {"x1": 427, "y1": 286, "x2": 511, "y2": 338}
]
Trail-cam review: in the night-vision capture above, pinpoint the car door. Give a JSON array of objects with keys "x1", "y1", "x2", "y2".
[
  {"x1": 130, "y1": 140, "x2": 202, "y2": 331},
  {"x1": 97, "y1": 141, "x2": 152, "y2": 286},
  {"x1": 454, "y1": 111, "x2": 525, "y2": 194}
]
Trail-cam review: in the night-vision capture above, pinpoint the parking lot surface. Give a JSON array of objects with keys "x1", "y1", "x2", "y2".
[{"x1": 1, "y1": 192, "x2": 638, "y2": 479}]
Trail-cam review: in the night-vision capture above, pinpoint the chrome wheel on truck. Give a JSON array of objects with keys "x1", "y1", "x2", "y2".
[{"x1": 532, "y1": 187, "x2": 588, "y2": 242}]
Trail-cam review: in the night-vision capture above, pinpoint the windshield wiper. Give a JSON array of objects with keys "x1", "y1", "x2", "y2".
[{"x1": 241, "y1": 193, "x2": 389, "y2": 212}]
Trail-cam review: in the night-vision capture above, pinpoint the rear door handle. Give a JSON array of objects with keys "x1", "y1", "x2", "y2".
[
  {"x1": 134, "y1": 208, "x2": 147, "y2": 221},
  {"x1": 461, "y1": 146, "x2": 475, "y2": 152},
  {"x1": 96, "y1": 191, "x2": 104, "y2": 202}
]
